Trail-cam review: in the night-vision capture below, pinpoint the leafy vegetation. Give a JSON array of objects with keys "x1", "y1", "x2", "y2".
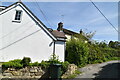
[
  {"x1": 66, "y1": 74, "x2": 76, "y2": 79},
  {"x1": 65, "y1": 34, "x2": 120, "y2": 67},
  {"x1": 65, "y1": 70, "x2": 82, "y2": 79},
  {"x1": 39, "y1": 61, "x2": 50, "y2": 69},
  {"x1": 2, "y1": 59, "x2": 23, "y2": 69},
  {"x1": 66, "y1": 39, "x2": 89, "y2": 67},
  {"x1": 21, "y1": 57, "x2": 31, "y2": 67},
  {"x1": 29, "y1": 61, "x2": 39, "y2": 66},
  {"x1": 49, "y1": 54, "x2": 61, "y2": 64},
  {"x1": 2, "y1": 55, "x2": 70, "y2": 74}
]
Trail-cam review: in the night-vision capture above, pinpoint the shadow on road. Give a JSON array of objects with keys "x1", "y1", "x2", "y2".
[{"x1": 93, "y1": 63, "x2": 120, "y2": 79}]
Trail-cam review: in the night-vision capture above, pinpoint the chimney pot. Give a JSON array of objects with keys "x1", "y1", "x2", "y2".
[{"x1": 57, "y1": 22, "x2": 63, "y2": 32}]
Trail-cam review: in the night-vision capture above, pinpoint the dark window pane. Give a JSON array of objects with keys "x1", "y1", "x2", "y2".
[
  {"x1": 14, "y1": 10, "x2": 22, "y2": 20},
  {"x1": 18, "y1": 15, "x2": 21, "y2": 18},
  {"x1": 15, "y1": 17, "x2": 17, "y2": 20},
  {"x1": 18, "y1": 17, "x2": 20, "y2": 20}
]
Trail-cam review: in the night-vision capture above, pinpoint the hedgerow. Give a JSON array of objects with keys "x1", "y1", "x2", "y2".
[{"x1": 65, "y1": 38, "x2": 119, "y2": 67}]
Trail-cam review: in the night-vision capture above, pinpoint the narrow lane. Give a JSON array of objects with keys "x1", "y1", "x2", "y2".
[{"x1": 76, "y1": 60, "x2": 120, "y2": 78}]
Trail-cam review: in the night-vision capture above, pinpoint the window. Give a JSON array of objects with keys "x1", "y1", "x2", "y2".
[{"x1": 14, "y1": 10, "x2": 22, "y2": 21}]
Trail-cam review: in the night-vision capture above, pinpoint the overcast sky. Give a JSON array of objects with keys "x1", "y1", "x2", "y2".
[{"x1": 2, "y1": 1, "x2": 119, "y2": 42}]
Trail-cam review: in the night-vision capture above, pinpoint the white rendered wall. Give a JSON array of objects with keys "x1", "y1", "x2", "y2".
[
  {"x1": 0, "y1": 4, "x2": 56, "y2": 62},
  {"x1": 55, "y1": 41, "x2": 65, "y2": 62},
  {"x1": 0, "y1": 14, "x2": 2, "y2": 58}
]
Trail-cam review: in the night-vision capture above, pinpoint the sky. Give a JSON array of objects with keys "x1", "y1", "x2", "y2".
[{"x1": 1, "y1": 0, "x2": 119, "y2": 42}]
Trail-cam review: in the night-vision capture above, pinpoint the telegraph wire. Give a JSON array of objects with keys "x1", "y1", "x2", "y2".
[
  {"x1": 90, "y1": 0, "x2": 118, "y2": 33},
  {"x1": 9, "y1": 23, "x2": 35, "y2": 44},
  {"x1": 0, "y1": 23, "x2": 35, "y2": 50},
  {"x1": 34, "y1": 0, "x2": 53, "y2": 28},
  {"x1": 1, "y1": 23, "x2": 35, "y2": 49},
  {"x1": 0, "y1": 29, "x2": 41, "y2": 50}
]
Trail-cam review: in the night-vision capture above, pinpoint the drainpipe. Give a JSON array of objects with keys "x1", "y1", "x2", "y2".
[{"x1": 53, "y1": 40, "x2": 56, "y2": 55}]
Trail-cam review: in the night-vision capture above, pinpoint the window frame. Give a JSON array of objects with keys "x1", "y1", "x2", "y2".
[{"x1": 12, "y1": 10, "x2": 23, "y2": 23}]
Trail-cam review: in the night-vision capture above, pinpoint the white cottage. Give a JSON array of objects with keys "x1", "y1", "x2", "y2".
[{"x1": 0, "y1": 2, "x2": 66, "y2": 62}]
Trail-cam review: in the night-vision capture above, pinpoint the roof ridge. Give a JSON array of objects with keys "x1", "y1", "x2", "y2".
[{"x1": 0, "y1": 1, "x2": 57, "y2": 41}]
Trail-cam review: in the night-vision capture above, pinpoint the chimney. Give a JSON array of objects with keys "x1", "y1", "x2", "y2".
[
  {"x1": 80, "y1": 29, "x2": 83, "y2": 34},
  {"x1": 57, "y1": 22, "x2": 63, "y2": 32}
]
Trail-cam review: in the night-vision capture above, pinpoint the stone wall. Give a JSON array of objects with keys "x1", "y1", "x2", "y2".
[
  {"x1": 62, "y1": 64, "x2": 78, "y2": 78},
  {"x1": 2, "y1": 66, "x2": 45, "y2": 78},
  {"x1": 1, "y1": 64, "x2": 78, "y2": 78}
]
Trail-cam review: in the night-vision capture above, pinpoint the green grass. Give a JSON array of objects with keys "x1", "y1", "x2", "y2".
[
  {"x1": 65, "y1": 70, "x2": 82, "y2": 79},
  {"x1": 75, "y1": 70, "x2": 82, "y2": 74},
  {"x1": 66, "y1": 74, "x2": 76, "y2": 79}
]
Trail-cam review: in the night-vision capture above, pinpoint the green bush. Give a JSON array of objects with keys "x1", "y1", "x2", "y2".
[
  {"x1": 2, "y1": 59, "x2": 23, "y2": 69},
  {"x1": 65, "y1": 38, "x2": 119, "y2": 67},
  {"x1": 49, "y1": 54, "x2": 61, "y2": 64},
  {"x1": 21, "y1": 57, "x2": 31, "y2": 67},
  {"x1": 66, "y1": 39, "x2": 89, "y2": 67},
  {"x1": 9, "y1": 59, "x2": 22, "y2": 63},
  {"x1": 39, "y1": 60, "x2": 50, "y2": 69},
  {"x1": 61, "y1": 61, "x2": 70, "y2": 74},
  {"x1": 29, "y1": 62, "x2": 39, "y2": 66}
]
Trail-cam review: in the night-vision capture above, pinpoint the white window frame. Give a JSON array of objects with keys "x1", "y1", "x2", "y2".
[{"x1": 12, "y1": 10, "x2": 23, "y2": 23}]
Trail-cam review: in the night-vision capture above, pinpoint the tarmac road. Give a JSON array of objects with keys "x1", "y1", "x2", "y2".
[{"x1": 76, "y1": 60, "x2": 120, "y2": 78}]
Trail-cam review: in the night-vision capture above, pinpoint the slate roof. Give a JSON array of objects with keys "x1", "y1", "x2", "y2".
[
  {"x1": 51, "y1": 30, "x2": 67, "y2": 39},
  {"x1": 63, "y1": 28, "x2": 78, "y2": 35}
]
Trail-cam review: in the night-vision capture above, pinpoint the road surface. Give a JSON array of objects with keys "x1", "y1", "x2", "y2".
[{"x1": 76, "y1": 60, "x2": 120, "y2": 78}]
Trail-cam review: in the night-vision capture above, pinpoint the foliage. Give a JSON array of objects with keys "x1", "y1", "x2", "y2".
[
  {"x1": 2, "y1": 59, "x2": 23, "y2": 69},
  {"x1": 2, "y1": 55, "x2": 70, "y2": 75},
  {"x1": 2, "y1": 57, "x2": 31, "y2": 69},
  {"x1": 108, "y1": 41, "x2": 120, "y2": 49},
  {"x1": 66, "y1": 39, "x2": 89, "y2": 67},
  {"x1": 61, "y1": 61, "x2": 70, "y2": 74},
  {"x1": 39, "y1": 60, "x2": 50, "y2": 69},
  {"x1": 49, "y1": 54, "x2": 70, "y2": 74},
  {"x1": 65, "y1": 70, "x2": 82, "y2": 79},
  {"x1": 66, "y1": 74, "x2": 76, "y2": 79},
  {"x1": 84, "y1": 31, "x2": 96, "y2": 40},
  {"x1": 29, "y1": 62, "x2": 39, "y2": 66},
  {"x1": 49, "y1": 54, "x2": 61, "y2": 64},
  {"x1": 65, "y1": 34, "x2": 120, "y2": 67},
  {"x1": 9, "y1": 59, "x2": 22, "y2": 63},
  {"x1": 21, "y1": 57, "x2": 31, "y2": 67},
  {"x1": 75, "y1": 70, "x2": 82, "y2": 75}
]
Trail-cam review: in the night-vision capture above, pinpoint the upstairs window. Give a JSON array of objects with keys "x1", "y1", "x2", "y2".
[{"x1": 14, "y1": 10, "x2": 22, "y2": 21}]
